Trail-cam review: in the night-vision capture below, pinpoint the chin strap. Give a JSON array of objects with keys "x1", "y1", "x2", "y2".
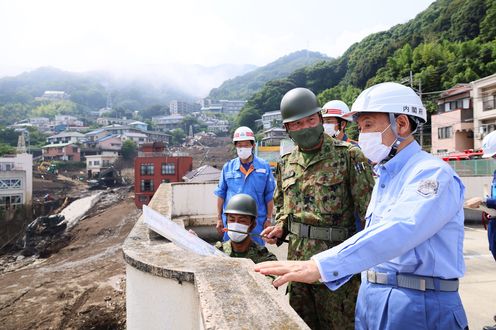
[{"x1": 379, "y1": 113, "x2": 406, "y2": 164}]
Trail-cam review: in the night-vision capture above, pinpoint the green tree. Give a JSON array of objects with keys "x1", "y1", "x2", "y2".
[
  {"x1": 0, "y1": 143, "x2": 15, "y2": 156},
  {"x1": 169, "y1": 128, "x2": 186, "y2": 146},
  {"x1": 0, "y1": 127, "x2": 20, "y2": 146},
  {"x1": 32, "y1": 100, "x2": 78, "y2": 118},
  {"x1": 236, "y1": 107, "x2": 261, "y2": 131},
  {"x1": 181, "y1": 115, "x2": 207, "y2": 134},
  {"x1": 317, "y1": 84, "x2": 361, "y2": 107},
  {"x1": 121, "y1": 140, "x2": 137, "y2": 160}
]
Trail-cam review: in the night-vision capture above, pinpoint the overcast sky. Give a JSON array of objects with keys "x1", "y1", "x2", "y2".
[{"x1": 0, "y1": 0, "x2": 435, "y2": 77}]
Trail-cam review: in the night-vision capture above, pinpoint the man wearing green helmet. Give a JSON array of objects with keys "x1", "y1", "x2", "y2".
[
  {"x1": 261, "y1": 87, "x2": 374, "y2": 329},
  {"x1": 215, "y1": 193, "x2": 277, "y2": 264}
]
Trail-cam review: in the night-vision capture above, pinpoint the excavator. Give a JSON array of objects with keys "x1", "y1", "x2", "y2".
[
  {"x1": 87, "y1": 167, "x2": 122, "y2": 189},
  {"x1": 37, "y1": 161, "x2": 58, "y2": 175}
]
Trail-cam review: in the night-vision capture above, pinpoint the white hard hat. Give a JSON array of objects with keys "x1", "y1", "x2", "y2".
[
  {"x1": 482, "y1": 130, "x2": 496, "y2": 158},
  {"x1": 347, "y1": 82, "x2": 427, "y2": 123},
  {"x1": 321, "y1": 100, "x2": 352, "y2": 121},
  {"x1": 233, "y1": 126, "x2": 255, "y2": 142}
]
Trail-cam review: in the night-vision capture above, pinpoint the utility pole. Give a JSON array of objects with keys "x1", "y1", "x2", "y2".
[{"x1": 410, "y1": 70, "x2": 413, "y2": 88}]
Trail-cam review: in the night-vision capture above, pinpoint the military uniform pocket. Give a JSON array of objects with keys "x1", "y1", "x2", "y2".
[{"x1": 315, "y1": 174, "x2": 343, "y2": 214}]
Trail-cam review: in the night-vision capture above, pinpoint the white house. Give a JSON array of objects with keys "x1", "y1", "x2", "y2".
[
  {"x1": 47, "y1": 131, "x2": 85, "y2": 145},
  {"x1": 86, "y1": 153, "x2": 119, "y2": 178},
  {"x1": 0, "y1": 152, "x2": 33, "y2": 208}
]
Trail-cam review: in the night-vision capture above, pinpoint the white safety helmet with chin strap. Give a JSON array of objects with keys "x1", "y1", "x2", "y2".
[
  {"x1": 346, "y1": 82, "x2": 426, "y2": 162},
  {"x1": 347, "y1": 82, "x2": 427, "y2": 125},
  {"x1": 322, "y1": 100, "x2": 352, "y2": 121},
  {"x1": 482, "y1": 130, "x2": 496, "y2": 158},
  {"x1": 233, "y1": 126, "x2": 255, "y2": 143}
]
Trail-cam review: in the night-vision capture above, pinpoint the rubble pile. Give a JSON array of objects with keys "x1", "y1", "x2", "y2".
[{"x1": 22, "y1": 214, "x2": 69, "y2": 258}]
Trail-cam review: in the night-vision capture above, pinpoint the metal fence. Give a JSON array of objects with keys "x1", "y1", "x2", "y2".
[{"x1": 446, "y1": 159, "x2": 496, "y2": 176}]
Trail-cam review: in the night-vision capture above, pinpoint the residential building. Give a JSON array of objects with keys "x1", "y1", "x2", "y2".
[
  {"x1": 200, "y1": 105, "x2": 223, "y2": 113},
  {"x1": 95, "y1": 135, "x2": 123, "y2": 151},
  {"x1": 143, "y1": 130, "x2": 171, "y2": 144},
  {"x1": 152, "y1": 114, "x2": 184, "y2": 131},
  {"x1": 96, "y1": 117, "x2": 129, "y2": 126},
  {"x1": 472, "y1": 73, "x2": 496, "y2": 149},
  {"x1": 200, "y1": 99, "x2": 246, "y2": 115},
  {"x1": 261, "y1": 110, "x2": 283, "y2": 130},
  {"x1": 205, "y1": 119, "x2": 229, "y2": 134},
  {"x1": 38, "y1": 90, "x2": 69, "y2": 100},
  {"x1": 182, "y1": 165, "x2": 221, "y2": 183},
  {"x1": 85, "y1": 128, "x2": 111, "y2": 143},
  {"x1": 46, "y1": 131, "x2": 85, "y2": 145},
  {"x1": 431, "y1": 84, "x2": 473, "y2": 154},
  {"x1": 134, "y1": 142, "x2": 192, "y2": 208},
  {"x1": 86, "y1": 153, "x2": 119, "y2": 178},
  {"x1": 121, "y1": 132, "x2": 148, "y2": 146},
  {"x1": 261, "y1": 127, "x2": 288, "y2": 146},
  {"x1": 169, "y1": 100, "x2": 199, "y2": 115},
  {"x1": 42, "y1": 143, "x2": 81, "y2": 161},
  {"x1": 54, "y1": 115, "x2": 83, "y2": 127},
  {"x1": 219, "y1": 100, "x2": 246, "y2": 114},
  {"x1": 0, "y1": 152, "x2": 33, "y2": 208},
  {"x1": 129, "y1": 121, "x2": 148, "y2": 131}
]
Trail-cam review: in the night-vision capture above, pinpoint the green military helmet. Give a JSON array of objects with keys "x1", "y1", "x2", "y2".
[
  {"x1": 224, "y1": 193, "x2": 258, "y2": 218},
  {"x1": 280, "y1": 87, "x2": 322, "y2": 124}
]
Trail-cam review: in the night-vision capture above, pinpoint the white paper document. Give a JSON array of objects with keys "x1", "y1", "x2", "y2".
[{"x1": 143, "y1": 205, "x2": 227, "y2": 257}]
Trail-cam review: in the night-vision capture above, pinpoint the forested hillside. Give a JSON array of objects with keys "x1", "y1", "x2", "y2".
[
  {"x1": 208, "y1": 50, "x2": 329, "y2": 100},
  {"x1": 237, "y1": 0, "x2": 496, "y2": 129},
  {"x1": 0, "y1": 67, "x2": 192, "y2": 125}
]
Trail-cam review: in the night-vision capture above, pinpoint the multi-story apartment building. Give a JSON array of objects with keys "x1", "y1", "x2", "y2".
[
  {"x1": 472, "y1": 73, "x2": 496, "y2": 149},
  {"x1": 134, "y1": 142, "x2": 192, "y2": 208},
  {"x1": 431, "y1": 84, "x2": 473, "y2": 154},
  {"x1": 46, "y1": 131, "x2": 85, "y2": 145},
  {"x1": 261, "y1": 110, "x2": 283, "y2": 130}
]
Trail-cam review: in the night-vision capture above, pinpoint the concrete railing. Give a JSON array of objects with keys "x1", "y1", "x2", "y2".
[{"x1": 123, "y1": 182, "x2": 308, "y2": 330}]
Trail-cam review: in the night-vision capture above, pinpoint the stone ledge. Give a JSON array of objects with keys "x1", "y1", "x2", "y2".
[{"x1": 123, "y1": 183, "x2": 309, "y2": 329}]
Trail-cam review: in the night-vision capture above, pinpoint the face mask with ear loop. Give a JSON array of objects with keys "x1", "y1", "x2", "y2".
[
  {"x1": 323, "y1": 123, "x2": 337, "y2": 136},
  {"x1": 358, "y1": 113, "x2": 418, "y2": 164}
]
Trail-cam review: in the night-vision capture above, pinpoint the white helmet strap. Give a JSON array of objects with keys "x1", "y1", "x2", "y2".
[{"x1": 380, "y1": 113, "x2": 405, "y2": 164}]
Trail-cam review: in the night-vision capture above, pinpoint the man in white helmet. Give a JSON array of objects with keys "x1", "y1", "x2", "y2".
[
  {"x1": 256, "y1": 82, "x2": 468, "y2": 330},
  {"x1": 214, "y1": 126, "x2": 275, "y2": 246},
  {"x1": 465, "y1": 130, "x2": 496, "y2": 330},
  {"x1": 322, "y1": 100, "x2": 356, "y2": 144}
]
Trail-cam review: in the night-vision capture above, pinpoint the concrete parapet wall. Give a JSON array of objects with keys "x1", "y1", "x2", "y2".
[{"x1": 123, "y1": 183, "x2": 308, "y2": 329}]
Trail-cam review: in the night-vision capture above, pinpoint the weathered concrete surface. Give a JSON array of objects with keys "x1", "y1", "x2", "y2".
[
  {"x1": 123, "y1": 183, "x2": 308, "y2": 329},
  {"x1": 61, "y1": 192, "x2": 103, "y2": 229}
]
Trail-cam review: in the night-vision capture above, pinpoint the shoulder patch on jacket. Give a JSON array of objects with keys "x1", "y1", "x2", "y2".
[{"x1": 416, "y1": 179, "x2": 439, "y2": 197}]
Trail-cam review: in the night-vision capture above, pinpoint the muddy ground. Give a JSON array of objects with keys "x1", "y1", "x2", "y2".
[
  {"x1": 0, "y1": 141, "x2": 231, "y2": 329},
  {"x1": 0, "y1": 193, "x2": 139, "y2": 329}
]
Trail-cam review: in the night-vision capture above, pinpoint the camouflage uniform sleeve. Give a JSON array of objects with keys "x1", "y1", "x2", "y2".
[
  {"x1": 347, "y1": 146, "x2": 375, "y2": 223},
  {"x1": 255, "y1": 246, "x2": 278, "y2": 263},
  {"x1": 273, "y1": 159, "x2": 289, "y2": 238},
  {"x1": 214, "y1": 241, "x2": 223, "y2": 251}
]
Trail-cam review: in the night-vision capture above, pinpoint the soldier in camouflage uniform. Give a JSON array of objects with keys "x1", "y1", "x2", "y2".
[
  {"x1": 215, "y1": 193, "x2": 277, "y2": 264},
  {"x1": 262, "y1": 88, "x2": 374, "y2": 330}
]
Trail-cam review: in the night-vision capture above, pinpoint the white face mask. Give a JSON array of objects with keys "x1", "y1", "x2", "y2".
[
  {"x1": 323, "y1": 124, "x2": 337, "y2": 137},
  {"x1": 358, "y1": 124, "x2": 393, "y2": 164},
  {"x1": 236, "y1": 147, "x2": 252, "y2": 160},
  {"x1": 227, "y1": 222, "x2": 250, "y2": 242}
]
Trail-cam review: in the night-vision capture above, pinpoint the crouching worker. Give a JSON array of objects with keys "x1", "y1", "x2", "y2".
[{"x1": 216, "y1": 193, "x2": 277, "y2": 263}]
